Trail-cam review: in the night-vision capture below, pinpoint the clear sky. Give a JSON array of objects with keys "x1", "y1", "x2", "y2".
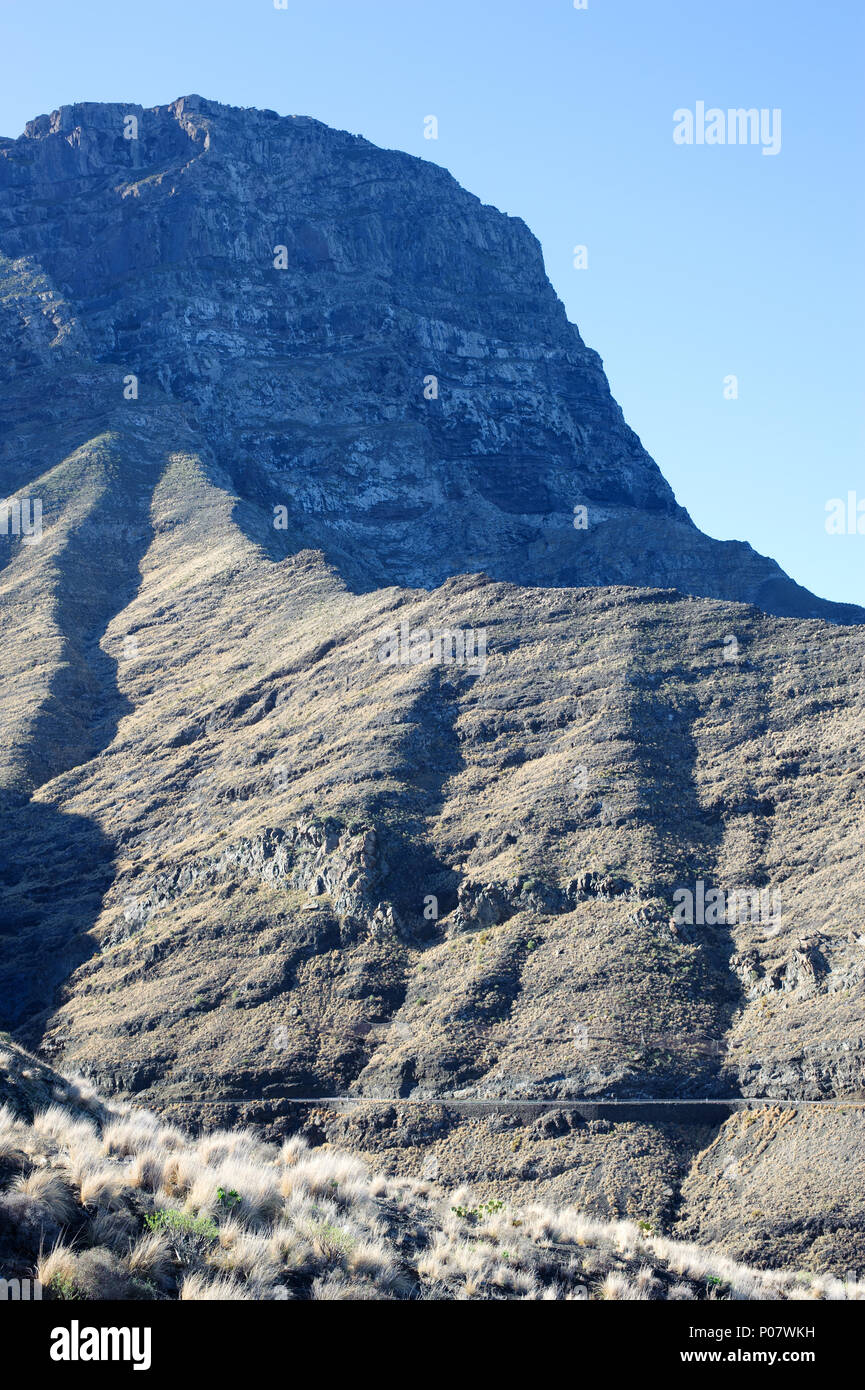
[{"x1": 1, "y1": 0, "x2": 862, "y2": 605}]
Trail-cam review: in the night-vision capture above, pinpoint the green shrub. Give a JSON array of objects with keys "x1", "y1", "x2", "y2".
[
  {"x1": 144, "y1": 1209, "x2": 219, "y2": 1241},
  {"x1": 48, "y1": 1275, "x2": 81, "y2": 1301},
  {"x1": 451, "y1": 1198, "x2": 504, "y2": 1223}
]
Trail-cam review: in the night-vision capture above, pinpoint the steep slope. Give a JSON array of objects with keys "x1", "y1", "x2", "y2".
[
  {"x1": 0, "y1": 436, "x2": 862, "y2": 1270},
  {"x1": 0, "y1": 98, "x2": 863, "y2": 1278},
  {"x1": 1, "y1": 95, "x2": 861, "y2": 619}
]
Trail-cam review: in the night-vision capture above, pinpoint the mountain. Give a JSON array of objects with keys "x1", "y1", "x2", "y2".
[
  {"x1": 1, "y1": 94, "x2": 861, "y2": 617},
  {"x1": 0, "y1": 97, "x2": 863, "y2": 1279}
]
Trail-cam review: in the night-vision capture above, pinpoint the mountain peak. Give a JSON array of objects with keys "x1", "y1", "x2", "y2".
[{"x1": 1, "y1": 96, "x2": 861, "y2": 622}]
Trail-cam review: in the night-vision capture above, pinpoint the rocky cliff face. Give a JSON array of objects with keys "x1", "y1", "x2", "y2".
[
  {"x1": 0, "y1": 97, "x2": 863, "y2": 1277},
  {"x1": 1, "y1": 95, "x2": 861, "y2": 618}
]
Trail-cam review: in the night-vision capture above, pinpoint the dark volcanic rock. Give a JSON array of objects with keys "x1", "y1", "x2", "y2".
[{"x1": 1, "y1": 94, "x2": 861, "y2": 620}]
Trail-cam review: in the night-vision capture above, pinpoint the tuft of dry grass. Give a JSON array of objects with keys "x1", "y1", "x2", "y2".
[
  {"x1": 180, "y1": 1270, "x2": 252, "y2": 1301},
  {"x1": 78, "y1": 1168, "x2": 127, "y2": 1211},
  {"x1": 37, "y1": 1241, "x2": 79, "y2": 1291},
  {"x1": 281, "y1": 1150, "x2": 366, "y2": 1200},
  {"x1": 11, "y1": 1169, "x2": 77, "y2": 1224},
  {"x1": 127, "y1": 1145, "x2": 166, "y2": 1192},
  {"x1": 280, "y1": 1135, "x2": 309, "y2": 1167},
  {"x1": 33, "y1": 1105, "x2": 97, "y2": 1147},
  {"x1": 127, "y1": 1231, "x2": 171, "y2": 1283},
  {"x1": 600, "y1": 1272, "x2": 647, "y2": 1301}
]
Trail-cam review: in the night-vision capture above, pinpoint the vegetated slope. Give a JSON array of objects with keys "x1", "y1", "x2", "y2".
[
  {"x1": 1, "y1": 1041, "x2": 860, "y2": 1301},
  {"x1": 0, "y1": 97, "x2": 863, "y2": 1280},
  {"x1": 0, "y1": 421, "x2": 862, "y2": 1273}
]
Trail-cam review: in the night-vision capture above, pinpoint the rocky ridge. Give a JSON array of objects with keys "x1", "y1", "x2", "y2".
[{"x1": 1, "y1": 95, "x2": 862, "y2": 617}]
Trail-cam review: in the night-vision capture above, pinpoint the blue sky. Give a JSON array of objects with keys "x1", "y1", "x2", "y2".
[{"x1": 2, "y1": 0, "x2": 862, "y2": 605}]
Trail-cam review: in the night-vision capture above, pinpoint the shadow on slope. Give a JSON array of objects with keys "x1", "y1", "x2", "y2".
[{"x1": 0, "y1": 799, "x2": 113, "y2": 1039}]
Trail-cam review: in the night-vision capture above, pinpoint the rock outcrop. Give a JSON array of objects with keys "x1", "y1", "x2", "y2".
[{"x1": 1, "y1": 95, "x2": 861, "y2": 618}]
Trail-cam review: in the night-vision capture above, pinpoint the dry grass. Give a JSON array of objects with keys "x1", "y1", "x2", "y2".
[
  {"x1": 1, "y1": 1042, "x2": 863, "y2": 1302},
  {"x1": 37, "y1": 1242, "x2": 79, "y2": 1289},
  {"x1": 127, "y1": 1231, "x2": 171, "y2": 1283},
  {"x1": 180, "y1": 1270, "x2": 252, "y2": 1301},
  {"x1": 10, "y1": 1169, "x2": 77, "y2": 1224},
  {"x1": 127, "y1": 1146, "x2": 166, "y2": 1192}
]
